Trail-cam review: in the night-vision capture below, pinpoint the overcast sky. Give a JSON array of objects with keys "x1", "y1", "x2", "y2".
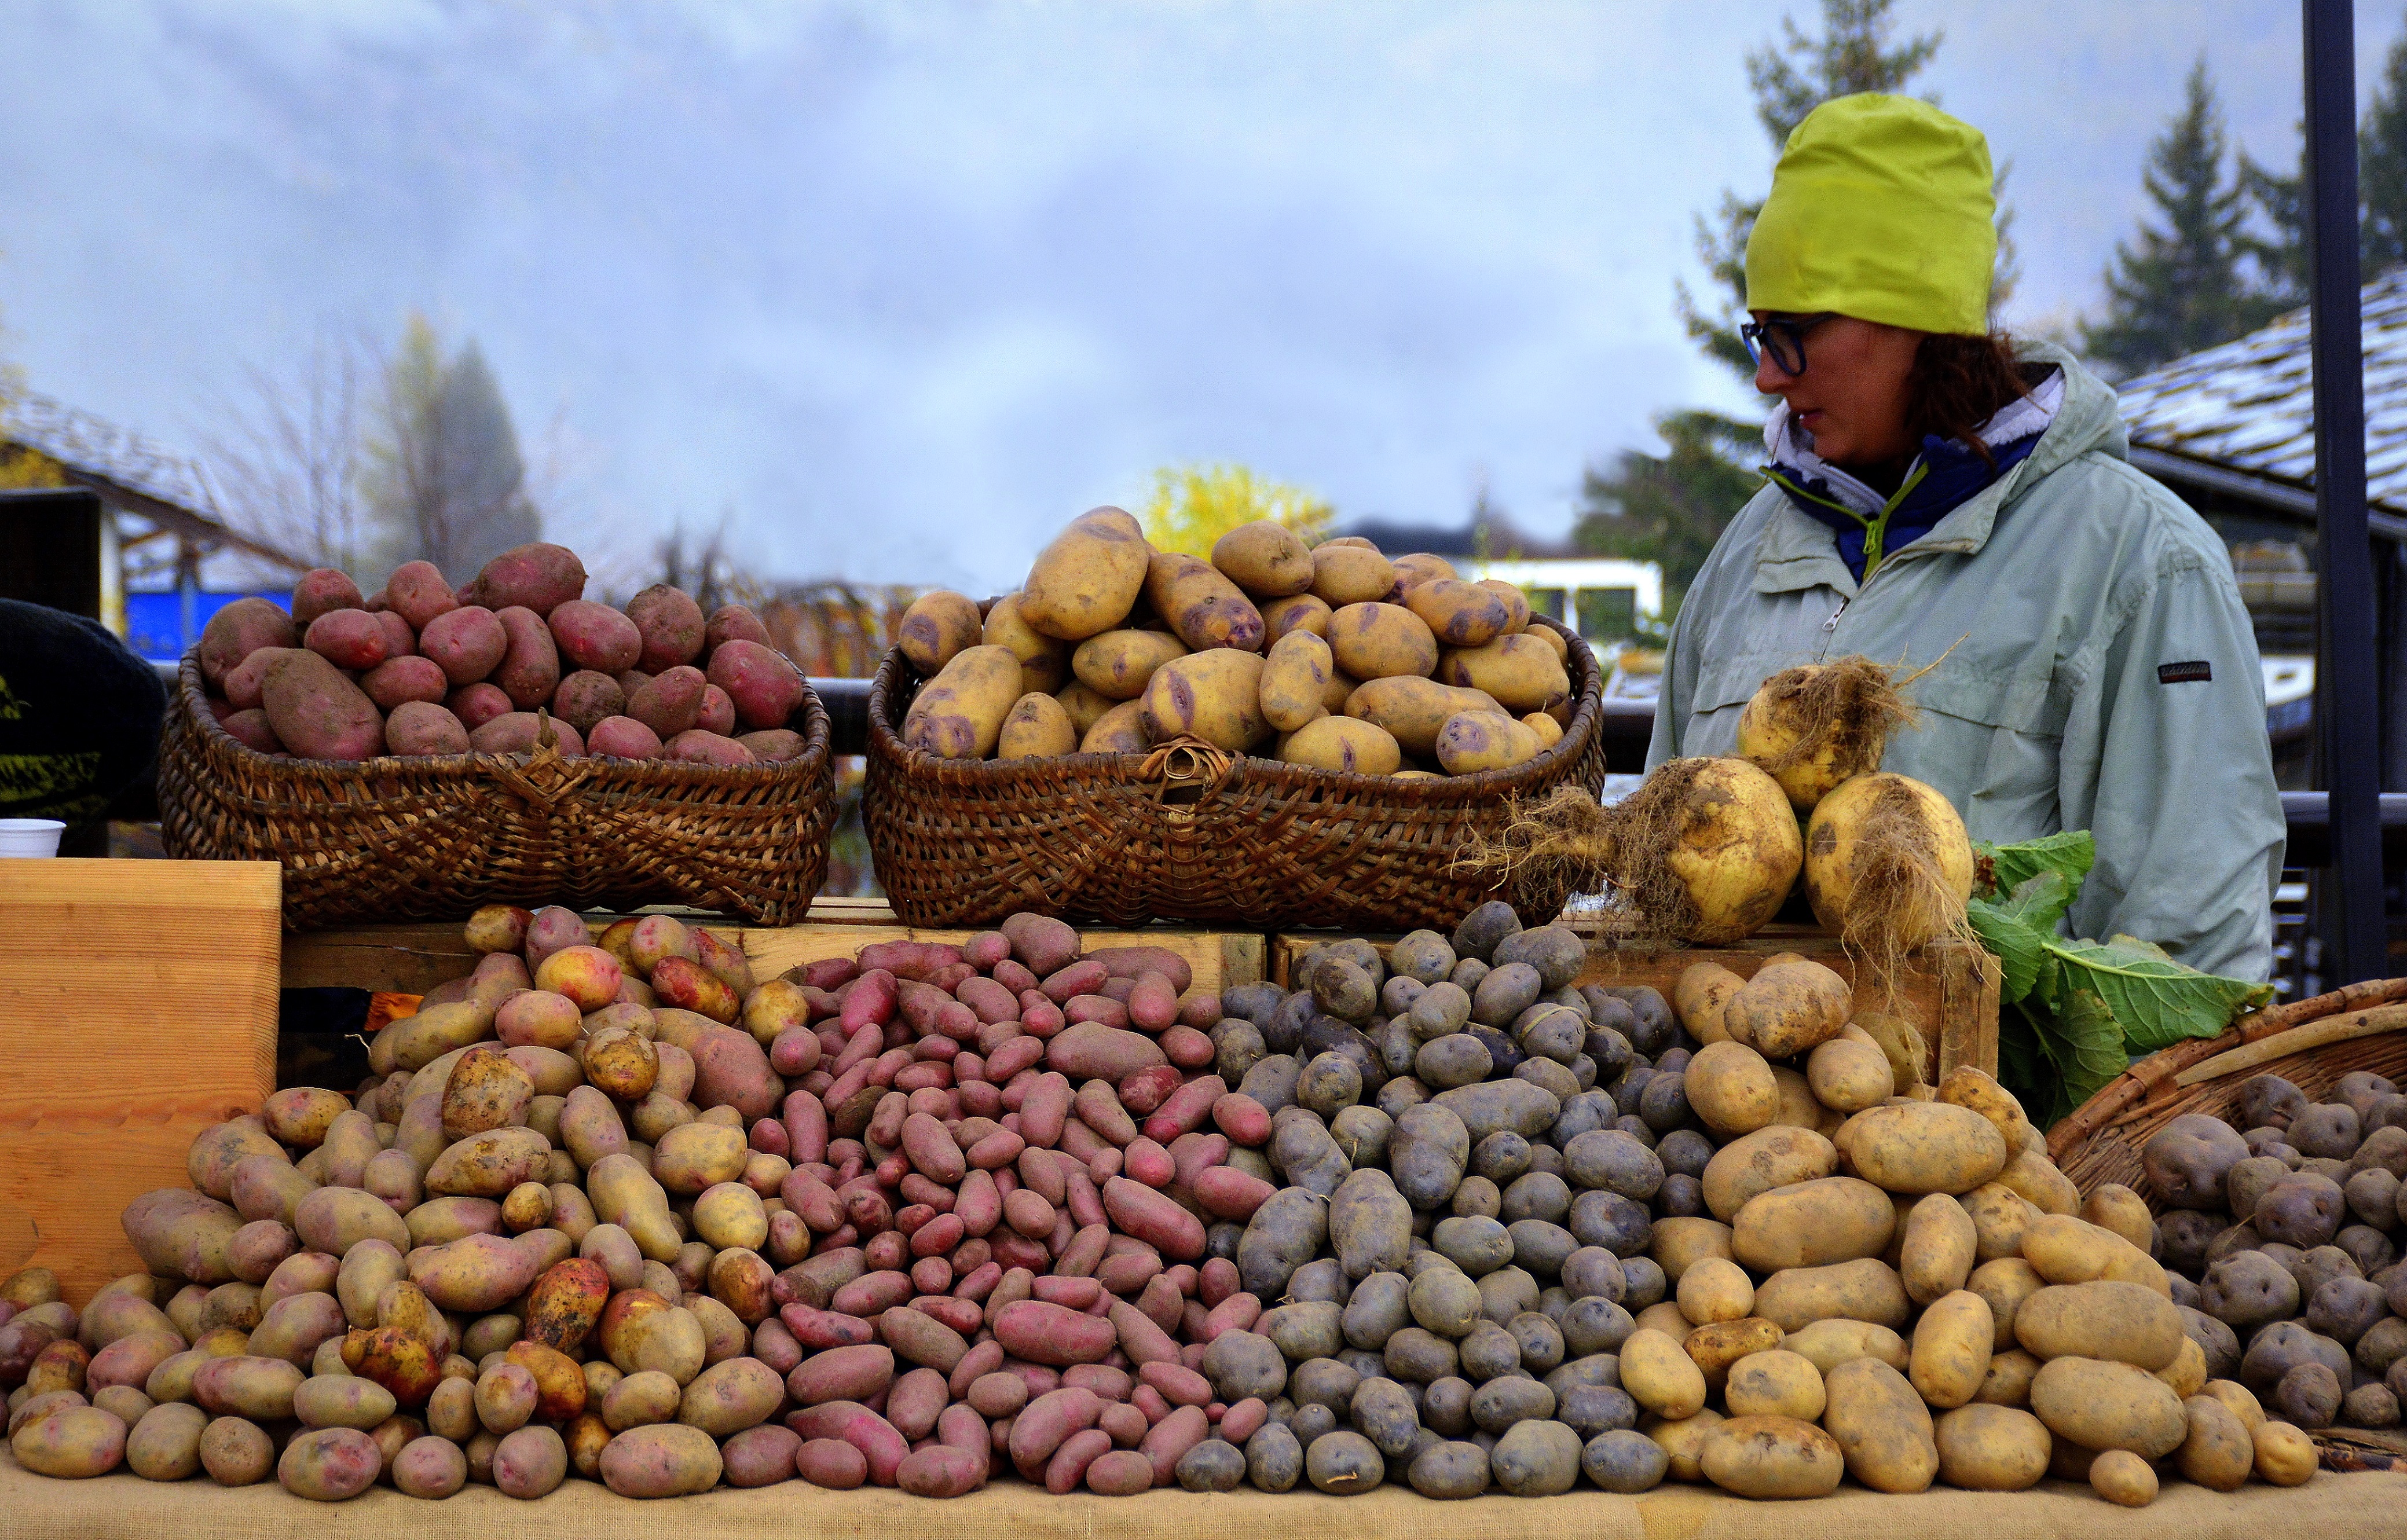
[{"x1": 1, "y1": 1, "x2": 2391, "y2": 591}]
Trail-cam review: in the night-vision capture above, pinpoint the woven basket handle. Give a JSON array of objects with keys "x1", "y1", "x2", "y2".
[
  {"x1": 488, "y1": 709, "x2": 574, "y2": 811},
  {"x1": 1137, "y1": 737, "x2": 1237, "y2": 803}
]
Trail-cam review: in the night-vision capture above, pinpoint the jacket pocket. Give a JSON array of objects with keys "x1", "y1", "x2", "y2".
[
  {"x1": 1910, "y1": 659, "x2": 2063, "y2": 740},
  {"x1": 1886, "y1": 657, "x2": 2066, "y2": 831}
]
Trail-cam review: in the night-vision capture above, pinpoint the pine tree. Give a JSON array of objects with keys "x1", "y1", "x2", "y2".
[
  {"x1": 2085, "y1": 59, "x2": 2290, "y2": 377},
  {"x1": 2363, "y1": 29, "x2": 2407, "y2": 274},
  {"x1": 1574, "y1": 412, "x2": 1763, "y2": 629},
  {"x1": 1584, "y1": 1, "x2": 1975, "y2": 608},
  {"x1": 360, "y1": 315, "x2": 541, "y2": 581},
  {"x1": 2246, "y1": 16, "x2": 2407, "y2": 296}
]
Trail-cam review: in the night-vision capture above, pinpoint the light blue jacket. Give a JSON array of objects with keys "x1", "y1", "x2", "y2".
[{"x1": 1648, "y1": 343, "x2": 2284, "y2": 980}]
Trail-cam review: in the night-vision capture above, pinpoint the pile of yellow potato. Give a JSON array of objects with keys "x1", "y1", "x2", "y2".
[
  {"x1": 1631, "y1": 952, "x2": 2320, "y2": 1505},
  {"x1": 893, "y1": 509, "x2": 1576, "y2": 778}
]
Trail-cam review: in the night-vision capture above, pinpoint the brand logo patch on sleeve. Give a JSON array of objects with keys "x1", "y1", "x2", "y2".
[{"x1": 2158, "y1": 661, "x2": 2212, "y2": 684}]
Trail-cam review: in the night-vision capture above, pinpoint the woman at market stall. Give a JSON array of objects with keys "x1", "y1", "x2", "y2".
[{"x1": 1648, "y1": 93, "x2": 2284, "y2": 980}]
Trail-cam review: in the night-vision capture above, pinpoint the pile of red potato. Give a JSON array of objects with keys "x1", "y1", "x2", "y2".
[
  {"x1": 1, "y1": 908, "x2": 1288, "y2": 1499},
  {"x1": 193, "y1": 542, "x2": 809, "y2": 765}
]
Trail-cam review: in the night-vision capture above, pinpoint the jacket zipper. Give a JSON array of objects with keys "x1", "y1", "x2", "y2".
[{"x1": 1816, "y1": 598, "x2": 1849, "y2": 660}]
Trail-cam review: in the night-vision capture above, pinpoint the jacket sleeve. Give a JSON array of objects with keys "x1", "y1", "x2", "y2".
[
  {"x1": 2058, "y1": 541, "x2": 2285, "y2": 981},
  {"x1": 1646, "y1": 599, "x2": 1698, "y2": 770}
]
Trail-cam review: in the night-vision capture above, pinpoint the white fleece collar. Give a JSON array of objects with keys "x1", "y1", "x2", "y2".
[{"x1": 1761, "y1": 366, "x2": 2067, "y2": 518}]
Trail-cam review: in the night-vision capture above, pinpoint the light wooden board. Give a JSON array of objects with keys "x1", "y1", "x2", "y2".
[
  {"x1": 0, "y1": 859, "x2": 280, "y2": 1303},
  {"x1": 739, "y1": 925, "x2": 1265, "y2": 1004},
  {"x1": 286, "y1": 913, "x2": 1268, "y2": 1004},
  {"x1": 1271, "y1": 925, "x2": 1999, "y2": 1084}
]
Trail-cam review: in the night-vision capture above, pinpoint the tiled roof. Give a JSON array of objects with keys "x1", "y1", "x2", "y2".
[{"x1": 2115, "y1": 269, "x2": 2407, "y2": 517}]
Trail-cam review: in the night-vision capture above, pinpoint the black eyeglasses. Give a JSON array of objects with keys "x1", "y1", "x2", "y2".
[{"x1": 1741, "y1": 312, "x2": 1839, "y2": 376}]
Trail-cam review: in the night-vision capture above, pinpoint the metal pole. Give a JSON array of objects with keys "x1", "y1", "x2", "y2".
[{"x1": 2303, "y1": 0, "x2": 2388, "y2": 984}]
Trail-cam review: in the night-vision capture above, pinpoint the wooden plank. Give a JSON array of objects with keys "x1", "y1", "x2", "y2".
[
  {"x1": 1271, "y1": 928, "x2": 2000, "y2": 1084},
  {"x1": 284, "y1": 923, "x2": 482, "y2": 995},
  {"x1": 0, "y1": 859, "x2": 280, "y2": 1304},
  {"x1": 288, "y1": 915, "x2": 1271, "y2": 1002},
  {"x1": 741, "y1": 924, "x2": 1266, "y2": 1002}
]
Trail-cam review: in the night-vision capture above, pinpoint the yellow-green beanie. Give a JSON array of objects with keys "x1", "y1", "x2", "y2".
[{"x1": 1745, "y1": 93, "x2": 1996, "y2": 336}]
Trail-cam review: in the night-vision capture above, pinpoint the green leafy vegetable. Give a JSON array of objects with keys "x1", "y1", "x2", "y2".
[
  {"x1": 1967, "y1": 870, "x2": 2078, "y2": 1004},
  {"x1": 1973, "y1": 830, "x2": 2269, "y2": 1129},
  {"x1": 2021, "y1": 988, "x2": 2127, "y2": 1128},
  {"x1": 1968, "y1": 896, "x2": 2046, "y2": 1004},
  {"x1": 2038, "y1": 936, "x2": 2271, "y2": 1051},
  {"x1": 1976, "y1": 830, "x2": 2094, "y2": 903}
]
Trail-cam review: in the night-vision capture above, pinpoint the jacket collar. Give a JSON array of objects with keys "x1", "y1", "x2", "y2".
[{"x1": 1751, "y1": 341, "x2": 2123, "y2": 596}]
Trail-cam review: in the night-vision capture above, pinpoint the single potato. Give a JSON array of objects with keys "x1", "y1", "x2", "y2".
[
  {"x1": 1277, "y1": 717, "x2": 1403, "y2": 776},
  {"x1": 1141, "y1": 650, "x2": 1269, "y2": 751},
  {"x1": 1434, "y1": 635, "x2": 1569, "y2": 714},
  {"x1": 1259, "y1": 632, "x2": 1337, "y2": 733},
  {"x1": 1072, "y1": 630, "x2": 1189, "y2": 701},
  {"x1": 1211, "y1": 520, "x2": 1316, "y2": 596},
  {"x1": 1327, "y1": 603, "x2": 1438, "y2": 682},
  {"x1": 1020, "y1": 507, "x2": 1152, "y2": 641}
]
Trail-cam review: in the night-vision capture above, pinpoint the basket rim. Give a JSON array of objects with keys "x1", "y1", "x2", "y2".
[
  {"x1": 2047, "y1": 974, "x2": 2407, "y2": 1162},
  {"x1": 178, "y1": 650, "x2": 833, "y2": 786},
  {"x1": 864, "y1": 614, "x2": 1604, "y2": 798}
]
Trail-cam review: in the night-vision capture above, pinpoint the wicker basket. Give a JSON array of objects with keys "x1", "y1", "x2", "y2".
[
  {"x1": 2049, "y1": 976, "x2": 2407, "y2": 1202},
  {"x1": 159, "y1": 654, "x2": 837, "y2": 929},
  {"x1": 862, "y1": 618, "x2": 1610, "y2": 930}
]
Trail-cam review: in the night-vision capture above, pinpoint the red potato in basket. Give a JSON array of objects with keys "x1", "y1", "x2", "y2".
[
  {"x1": 463, "y1": 542, "x2": 586, "y2": 616},
  {"x1": 629, "y1": 665, "x2": 706, "y2": 738},
  {"x1": 740, "y1": 729, "x2": 805, "y2": 762},
  {"x1": 385, "y1": 701, "x2": 470, "y2": 756},
  {"x1": 386, "y1": 560, "x2": 457, "y2": 629},
  {"x1": 420, "y1": 606, "x2": 508, "y2": 685},
  {"x1": 199, "y1": 596, "x2": 298, "y2": 687},
  {"x1": 446, "y1": 681, "x2": 512, "y2": 730},
  {"x1": 551, "y1": 669, "x2": 625, "y2": 732},
  {"x1": 547, "y1": 599, "x2": 642, "y2": 673},
  {"x1": 468, "y1": 712, "x2": 584, "y2": 757},
  {"x1": 627, "y1": 584, "x2": 707, "y2": 671},
  {"x1": 587, "y1": 716, "x2": 662, "y2": 760},
  {"x1": 492, "y1": 606, "x2": 562, "y2": 708},
  {"x1": 219, "y1": 708, "x2": 283, "y2": 754},
  {"x1": 220, "y1": 644, "x2": 292, "y2": 709},
  {"x1": 361, "y1": 655, "x2": 449, "y2": 710},
  {"x1": 706, "y1": 604, "x2": 771, "y2": 650},
  {"x1": 290, "y1": 567, "x2": 364, "y2": 627},
  {"x1": 664, "y1": 730, "x2": 756, "y2": 767},
  {"x1": 372, "y1": 608, "x2": 416, "y2": 660},
  {"x1": 706, "y1": 640, "x2": 805, "y2": 731},
  {"x1": 261, "y1": 649, "x2": 384, "y2": 761}
]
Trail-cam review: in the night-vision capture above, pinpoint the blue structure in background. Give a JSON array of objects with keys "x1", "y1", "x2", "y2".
[{"x1": 125, "y1": 591, "x2": 289, "y2": 662}]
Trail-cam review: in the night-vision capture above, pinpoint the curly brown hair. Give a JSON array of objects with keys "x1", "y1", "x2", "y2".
[{"x1": 1904, "y1": 332, "x2": 2034, "y2": 465}]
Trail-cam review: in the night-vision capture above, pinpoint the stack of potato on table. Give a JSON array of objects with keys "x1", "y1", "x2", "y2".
[
  {"x1": 895, "y1": 508, "x2": 1574, "y2": 777},
  {"x1": 0, "y1": 898, "x2": 2326, "y2": 1507},
  {"x1": 195, "y1": 542, "x2": 809, "y2": 766}
]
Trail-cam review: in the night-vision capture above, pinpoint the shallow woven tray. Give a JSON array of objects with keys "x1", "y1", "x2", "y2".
[
  {"x1": 862, "y1": 618, "x2": 1609, "y2": 930},
  {"x1": 159, "y1": 654, "x2": 836, "y2": 929},
  {"x1": 2049, "y1": 976, "x2": 2407, "y2": 1203}
]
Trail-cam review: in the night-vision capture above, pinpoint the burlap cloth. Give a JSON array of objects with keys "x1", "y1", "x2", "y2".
[{"x1": 0, "y1": 1459, "x2": 2399, "y2": 1540}]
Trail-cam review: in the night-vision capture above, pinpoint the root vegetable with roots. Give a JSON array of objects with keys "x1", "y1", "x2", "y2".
[
  {"x1": 1736, "y1": 655, "x2": 1929, "y2": 812},
  {"x1": 1803, "y1": 771, "x2": 1976, "y2": 980},
  {"x1": 1467, "y1": 757, "x2": 1802, "y2": 944}
]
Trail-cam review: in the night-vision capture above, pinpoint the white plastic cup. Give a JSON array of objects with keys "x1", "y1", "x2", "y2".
[{"x1": 0, "y1": 819, "x2": 65, "y2": 857}]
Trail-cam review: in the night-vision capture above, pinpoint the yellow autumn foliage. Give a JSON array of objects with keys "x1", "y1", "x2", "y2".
[{"x1": 1139, "y1": 461, "x2": 1333, "y2": 559}]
